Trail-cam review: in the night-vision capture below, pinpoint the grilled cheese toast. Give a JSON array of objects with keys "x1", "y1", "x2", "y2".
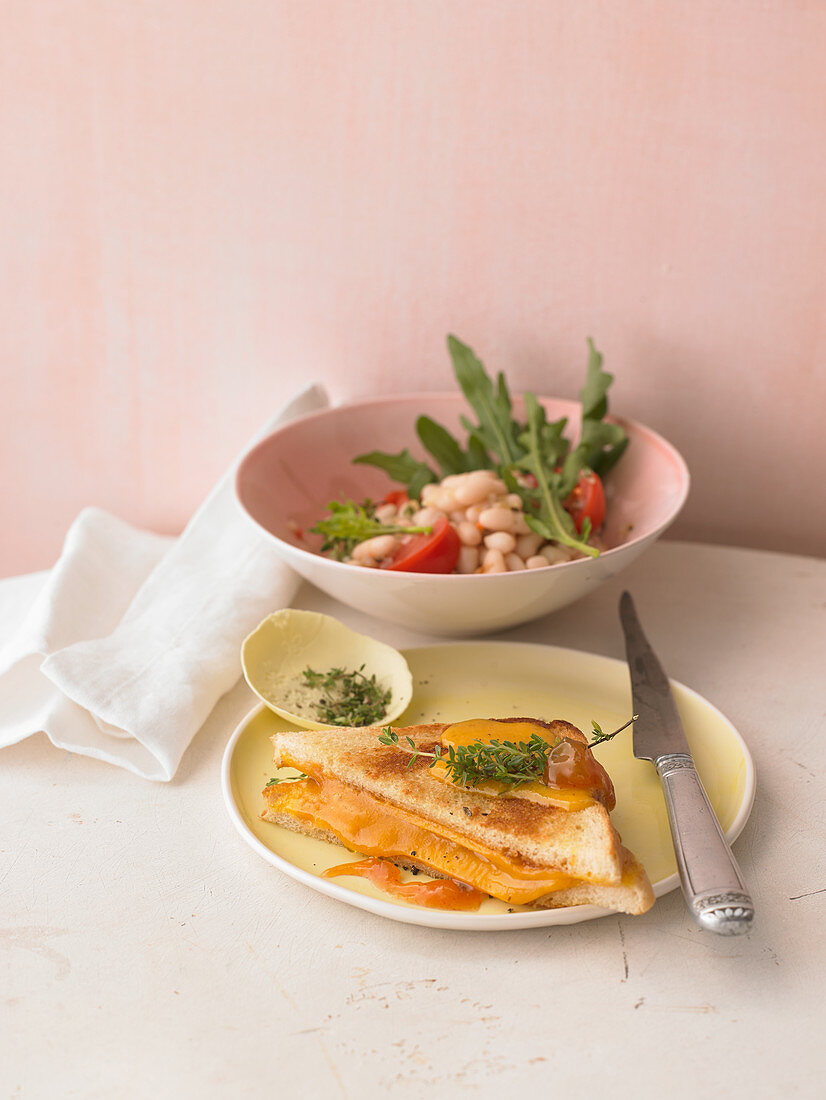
[{"x1": 262, "y1": 718, "x2": 654, "y2": 915}]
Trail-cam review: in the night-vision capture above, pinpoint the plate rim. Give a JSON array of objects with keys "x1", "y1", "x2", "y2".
[{"x1": 221, "y1": 640, "x2": 756, "y2": 931}]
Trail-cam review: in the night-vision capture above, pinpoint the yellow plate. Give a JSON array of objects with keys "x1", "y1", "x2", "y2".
[{"x1": 221, "y1": 642, "x2": 755, "y2": 930}]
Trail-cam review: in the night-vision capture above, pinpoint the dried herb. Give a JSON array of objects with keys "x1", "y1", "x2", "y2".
[{"x1": 303, "y1": 665, "x2": 391, "y2": 726}]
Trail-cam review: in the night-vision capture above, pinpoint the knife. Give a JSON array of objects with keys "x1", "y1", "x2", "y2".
[{"x1": 619, "y1": 591, "x2": 755, "y2": 936}]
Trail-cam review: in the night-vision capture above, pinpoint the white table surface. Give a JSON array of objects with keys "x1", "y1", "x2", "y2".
[{"x1": 2, "y1": 540, "x2": 824, "y2": 1099}]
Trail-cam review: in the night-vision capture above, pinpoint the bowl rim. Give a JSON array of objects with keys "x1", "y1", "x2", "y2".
[{"x1": 235, "y1": 391, "x2": 690, "y2": 581}]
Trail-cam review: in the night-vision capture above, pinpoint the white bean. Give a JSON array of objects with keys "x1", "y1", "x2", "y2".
[
  {"x1": 440, "y1": 474, "x2": 465, "y2": 489},
  {"x1": 421, "y1": 484, "x2": 438, "y2": 505},
  {"x1": 481, "y1": 547, "x2": 507, "y2": 573},
  {"x1": 457, "y1": 521, "x2": 482, "y2": 547},
  {"x1": 454, "y1": 471, "x2": 500, "y2": 507},
  {"x1": 478, "y1": 506, "x2": 515, "y2": 532},
  {"x1": 484, "y1": 531, "x2": 516, "y2": 554},
  {"x1": 505, "y1": 553, "x2": 526, "y2": 571},
  {"x1": 433, "y1": 490, "x2": 457, "y2": 513},
  {"x1": 541, "y1": 543, "x2": 573, "y2": 565},
  {"x1": 526, "y1": 555, "x2": 548, "y2": 569},
  {"x1": 413, "y1": 506, "x2": 444, "y2": 526},
  {"x1": 506, "y1": 493, "x2": 523, "y2": 509},
  {"x1": 516, "y1": 532, "x2": 543, "y2": 559},
  {"x1": 456, "y1": 546, "x2": 480, "y2": 574},
  {"x1": 374, "y1": 503, "x2": 397, "y2": 524},
  {"x1": 486, "y1": 478, "x2": 508, "y2": 497},
  {"x1": 465, "y1": 504, "x2": 483, "y2": 523},
  {"x1": 510, "y1": 512, "x2": 531, "y2": 535},
  {"x1": 351, "y1": 534, "x2": 399, "y2": 562}
]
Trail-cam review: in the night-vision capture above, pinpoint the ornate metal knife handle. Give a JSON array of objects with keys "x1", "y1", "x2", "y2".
[{"x1": 657, "y1": 754, "x2": 755, "y2": 935}]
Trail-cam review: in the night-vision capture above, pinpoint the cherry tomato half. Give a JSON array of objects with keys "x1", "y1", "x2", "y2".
[
  {"x1": 383, "y1": 489, "x2": 410, "y2": 508},
  {"x1": 563, "y1": 470, "x2": 606, "y2": 533},
  {"x1": 382, "y1": 516, "x2": 461, "y2": 574}
]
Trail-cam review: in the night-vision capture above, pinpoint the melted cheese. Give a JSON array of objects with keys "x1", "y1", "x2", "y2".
[
  {"x1": 265, "y1": 775, "x2": 583, "y2": 905},
  {"x1": 322, "y1": 857, "x2": 487, "y2": 911},
  {"x1": 437, "y1": 718, "x2": 595, "y2": 810},
  {"x1": 442, "y1": 718, "x2": 551, "y2": 748},
  {"x1": 427, "y1": 760, "x2": 594, "y2": 810}
]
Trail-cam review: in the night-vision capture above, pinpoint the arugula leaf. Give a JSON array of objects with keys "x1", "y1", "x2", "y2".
[
  {"x1": 447, "y1": 335, "x2": 524, "y2": 465},
  {"x1": 310, "y1": 500, "x2": 431, "y2": 559},
  {"x1": 466, "y1": 433, "x2": 492, "y2": 471},
  {"x1": 573, "y1": 339, "x2": 629, "y2": 479},
  {"x1": 341, "y1": 335, "x2": 626, "y2": 564},
  {"x1": 516, "y1": 395, "x2": 598, "y2": 557},
  {"x1": 580, "y1": 338, "x2": 611, "y2": 421},
  {"x1": 353, "y1": 448, "x2": 437, "y2": 498},
  {"x1": 415, "y1": 416, "x2": 474, "y2": 477}
]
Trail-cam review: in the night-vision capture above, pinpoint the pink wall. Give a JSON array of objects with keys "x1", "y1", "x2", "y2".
[{"x1": 2, "y1": 1, "x2": 825, "y2": 575}]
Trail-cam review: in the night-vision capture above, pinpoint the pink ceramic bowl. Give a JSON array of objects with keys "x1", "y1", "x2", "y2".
[{"x1": 235, "y1": 394, "x2": 689, "y2": 635}]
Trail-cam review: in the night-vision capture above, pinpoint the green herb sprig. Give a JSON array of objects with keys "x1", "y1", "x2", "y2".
[
  {"x1": 589, "y1": 715, "x2": 638, "y2": 746},
  {"x1": 379, "y1": 716, "x2": 637, "y2": 787},
  {"x1": 378, "y1": 728, "x2": 559, "y2": 788},
  {"x1": 303, "y1": 665, "x2": 392, "y2": 727},
  {"x1": 310, "y1": 500, "x2": 431, "y2": 560},
  {"x1": 266, "y1": 772, "x2": 308, "y2": 785},
  {"x1": 351, "y1": 334, "x2": 627, "y2": 558},
  {"x1": 516, "y1": 394, "x2": 597, "y2": 555},
  {"x1": 352, "y1": 451, "x2": 437, "y2": 498}
]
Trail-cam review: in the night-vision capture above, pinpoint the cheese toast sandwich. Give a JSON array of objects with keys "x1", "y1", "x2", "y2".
[{"x1": 262, "y1": 717, "x2": 654, "y2": 915}]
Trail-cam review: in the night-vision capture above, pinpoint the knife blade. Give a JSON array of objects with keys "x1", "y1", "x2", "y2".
[{"x1": 619, "y1": 591, "x2": 755, "y2": 936}]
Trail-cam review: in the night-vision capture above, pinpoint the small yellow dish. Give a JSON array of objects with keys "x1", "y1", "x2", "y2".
[{"x1": 241, "y1": 609, "x2": 413, "y2": 729}]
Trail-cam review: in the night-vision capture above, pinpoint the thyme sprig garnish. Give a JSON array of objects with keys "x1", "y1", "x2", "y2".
[
  {"x1": 303, "y1": 664, "x2": 391, "y2": 726},
  {"x1": 378, "y1": 716, "x2": 637, "y2": 787},
  {"x1": 589, "y1": 714, "x2": 638, "y2": 746},
  {"x1": 378, "y1": 728, "x2": 556, "y2": 787}
]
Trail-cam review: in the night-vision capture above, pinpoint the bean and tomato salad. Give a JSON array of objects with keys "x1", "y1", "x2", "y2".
[
  {"x1": 310, "y1": 334, "x2": 626, "y2": 575},
  {"x1": 345, "y1": 469, "x2": 605, "y2": 574}
]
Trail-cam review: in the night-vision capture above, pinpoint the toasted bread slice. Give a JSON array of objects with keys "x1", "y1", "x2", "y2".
[
  {"x1": 532, "y1": 847, "x2": 654, "y2": 913},
  {"x1": 263, "y1": 720, "x2": 655, "y2": 915}
]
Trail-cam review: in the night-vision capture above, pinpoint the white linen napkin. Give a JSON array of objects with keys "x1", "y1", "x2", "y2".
[{"x1": 0, "y1": 385, "x2": 328, "y2": 781}]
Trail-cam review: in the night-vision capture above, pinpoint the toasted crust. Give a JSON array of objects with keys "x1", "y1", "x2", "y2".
[{"x1": 264, "y1": 718, "x2": 655, "y2": 915}]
